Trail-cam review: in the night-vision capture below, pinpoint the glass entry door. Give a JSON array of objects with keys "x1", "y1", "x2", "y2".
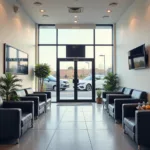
[{"x1": 57, "y1": 58, "x2": 95, "y2": 102}]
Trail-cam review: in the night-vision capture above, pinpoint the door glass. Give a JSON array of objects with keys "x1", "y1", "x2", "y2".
[
  {"x1": 59, "y1": 61, "x2": 74, "y2": 100},
  {"x1": 77, "y1": 61, "x2": 92, "y2": 100}
]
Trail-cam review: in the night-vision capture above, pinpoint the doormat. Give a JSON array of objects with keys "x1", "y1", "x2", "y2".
[{"x1": 57, "y1": 103, "x2": 93, "y2": 106}]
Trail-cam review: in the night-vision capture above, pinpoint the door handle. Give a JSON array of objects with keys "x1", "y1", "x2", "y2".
[
  {"x1": 73, "y1": 79, "x2": 75, "y2": 83},
  {"x1": 73, "y1": 79, "x2": 79, "y2": 83}
]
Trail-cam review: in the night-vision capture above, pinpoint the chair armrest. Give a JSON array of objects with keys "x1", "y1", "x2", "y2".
[
  {"x1": 34, "y1": 92, "x2": 51, "y2": 99},
  {"x1": 122, "y1": 104, "x2": 137, "y2": 129},
  {"x1": 102, "y1": 92, "x2": 122, "y2": 98},
  {"x1": 114, "y1": 99, "x2": 143, "y2": 121},
  {"x1": 0, "y1": 108, "x2": 21, "y2": 139},
  {"x1": 3, "y1": 101, "x2": 34, "y2": 116},
  {"x1": 27, "y1": 94, "x2": 47, "y2": 102},
  {"x1": 135, "y1": 110, "x2": 150, "y2": 146},
  {"x1": 107, "y1": 94, "x2": 131, "y2": 104}
]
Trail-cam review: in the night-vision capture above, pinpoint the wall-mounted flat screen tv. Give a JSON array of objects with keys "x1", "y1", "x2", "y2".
[
  {"x1": 66, "y1": 45, "x2": 85, "y2": 58},
  {"x1": 128, "y1": 44, "x2": 148, "y2": 70},
  {"x1": 4, "y1": 44, "x2": 28, "y2": 74}
]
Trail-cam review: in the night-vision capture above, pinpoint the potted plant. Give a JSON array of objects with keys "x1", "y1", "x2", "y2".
[
  {"x1": 96, "y1": 89, "x2": 102, "y2": 104},
  {"x1": 0, "y1": 73, "x2": 22, "y2": 101},
  {"x1": 103, "y1": 72, "x2": 119, "y2": 92},
  {"x1": 35, "y1": 63, "x2": 51, "y2": 92}
]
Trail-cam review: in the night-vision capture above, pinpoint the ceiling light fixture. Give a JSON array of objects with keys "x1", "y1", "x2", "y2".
[
  {"x1": 107, "y1": 10, "x2": 112, "y2": 13},
  {"x1": 74, "y1": 16, "x2": 78, "y2": 18},
  {"x1": 40, "y1": 9, "x2": 45, "y2": 13},
  {"x1": 74, "y1": 20, "x2": 77, "y2": 23}
]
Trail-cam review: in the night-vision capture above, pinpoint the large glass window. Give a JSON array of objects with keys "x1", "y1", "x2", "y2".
[
  {"x1": 38, "y1": 25, "x2": 113, "y2": 102},
  {"x1": 95, "y1": 46, "x2": 112, "y2": 75},
  {"x1": 95, "y1": 26, "x2": 112, "y2": 44},
  {"x1": 58, "y1": 29, "x2": 93, "y2": 44},
  {"x1": 39, "y1": 26, "x2": 56, "y2": 44}
]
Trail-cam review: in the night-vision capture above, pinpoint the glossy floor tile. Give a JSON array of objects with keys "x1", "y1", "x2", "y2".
[{"x1": 0, "y1": 103, "x2": 148, "y2": 150}]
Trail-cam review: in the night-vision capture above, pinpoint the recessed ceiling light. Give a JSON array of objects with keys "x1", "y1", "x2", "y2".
[
  {"x1": 109, "y1": 2, "x2": 118, "y2": 7},
  {"x1": 40, "y1": 9, "x2": 45, "y2": 13},
  {"x1": 107, "y1": 9, "x2": 112, "y2": 13},
  {"x1": 33, "y1": 1, "x2": 42, "y2": 6},
  {"x1": 103, "y1": 15, "x2": 109, "y2": 19},
  {"x1": 74, "y1": 20, "x2": 77, "y2": 23},
  {"x1": 74, "y1": 16, "x2": 78, "y2": 18},
  {"x1": 43, "y1": 14, "x2": 49, "y2": 17}
]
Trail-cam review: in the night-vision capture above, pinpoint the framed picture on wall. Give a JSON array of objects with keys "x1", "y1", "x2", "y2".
[{"x1": 4, "y1": 43, "x2": 29, "y2": 75}]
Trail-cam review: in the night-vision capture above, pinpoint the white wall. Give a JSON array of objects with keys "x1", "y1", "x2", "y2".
[
  {"x1": 0, "y1": 0, "x2": 36, "y2": 89},
  {"x1": 116, "y1": 0, "x2": 150, "y2": 101}
]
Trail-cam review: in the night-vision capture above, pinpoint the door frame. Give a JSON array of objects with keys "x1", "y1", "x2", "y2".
[{"x1": 57, "y1": 58, "x2": 95, "y2": 102}]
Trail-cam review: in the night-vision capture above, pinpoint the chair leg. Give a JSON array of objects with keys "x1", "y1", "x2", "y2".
[
  {"x1": 31, "y1": 119, "x2": 34, "y2": 128},
  {"x1": 115, "y1": 120, "x2": 119, "y2": 124},
  {"x1": 138, "y1": 145, "x2": 141, "y2": 150},
  {"x1": 16, "y1": 138, "x2": 19, "y2": 144}
]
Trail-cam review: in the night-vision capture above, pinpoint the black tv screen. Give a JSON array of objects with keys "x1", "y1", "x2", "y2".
[
  {"x1": 128, "y1": 44, "x2": 148, "y2": 70},
  {"x1": 66, "y1": 45, "x2": 85, "y2": 58},
  {"x1": 4, "y1": 44, "x2": 28, "y2": 74}
]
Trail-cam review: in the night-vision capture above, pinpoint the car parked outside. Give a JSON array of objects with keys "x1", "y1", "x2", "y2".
[
  {"x1": 77, "y1": 74, "x2": 104, "y2": 91},
  {"x1": 44, "y1": 75, "x2": 69, "y2": 91}
]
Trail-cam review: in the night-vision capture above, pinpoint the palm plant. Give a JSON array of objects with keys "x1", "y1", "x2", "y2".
[
  {"x1": 34, "y1": 63, "x2": 51, "y2": 92},
  {"x1": 103, "y1": 72, "x2": 119, "y2": 92},
  {"x1": 0, "y1": 73, "x2": 22, "y2": 101}
]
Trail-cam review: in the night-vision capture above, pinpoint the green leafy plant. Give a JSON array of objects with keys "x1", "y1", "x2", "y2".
[
  {"x1": 103, "y1": 72, "x2": 119, "y2": 92},
  {"x1": 34, "y1": 63, "x2": 51, "y2": 92},
  {"x1": 97, "y1": 89, "x2": 101, "y2": 98},
  {"x1": 0, "y1": 73, "x2": 22, "y2": 101}
]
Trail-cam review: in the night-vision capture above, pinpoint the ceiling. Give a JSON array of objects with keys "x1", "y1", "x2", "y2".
[{"x1": 18, "y1": 0, "x2": 135, "y2": 24}]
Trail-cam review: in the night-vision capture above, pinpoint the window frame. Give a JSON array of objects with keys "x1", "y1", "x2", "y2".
[{"x1": 38, "y1": 24, "x2": 114, "y2": 73}]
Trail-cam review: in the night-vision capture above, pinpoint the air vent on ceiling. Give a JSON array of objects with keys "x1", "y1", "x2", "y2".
[
  {"x1": 42, "y1": 14, "x2": 49, "y2": 17},
  {"x1": 68, "y1": 7, "x2": 84, "y2": 13},
  {"x1": 103, "y1": 16, "x2": 109, "y2": 19},
  {"x1": 109, "y1": 2, "x2": 118, "y2": 7},
  {"x1": 33, "y1": 1, "x2": 42, "y2": 6}
]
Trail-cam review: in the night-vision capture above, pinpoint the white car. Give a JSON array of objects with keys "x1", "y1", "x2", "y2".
[
  {"x1": 77, "y1": 75, "x2": 104, "y2": 91},
  {"x1": 44, "y1": 75, "x2": 69, "y2": 91}
]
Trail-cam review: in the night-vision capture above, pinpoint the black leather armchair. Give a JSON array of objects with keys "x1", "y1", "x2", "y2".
[
  {"x1": 15, "y1": 90, "x2": 45, "y2": 119},
  {"x1": 108, "y1": 89, "x2": 147, "y2": 122},
  {"x1": 24, "y1": 88, "x2": 51, "y2": 111},
  {"x1": 0, "y1": 99, "x2": 34, "y2": 144},
  {"x1": 102, "y1": 87, "x2": 125, "y2": 109},
  {"x1": 122, "y1": 104, "x2": 150, "y2": 149},
  {"x1": 106, "y1": 88, "x2": 133, "y2": 111}
]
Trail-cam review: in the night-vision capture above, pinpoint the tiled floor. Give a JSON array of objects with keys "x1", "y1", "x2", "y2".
[{"x1": 0, "y1": 103, "x2": 148, "y2": 150}]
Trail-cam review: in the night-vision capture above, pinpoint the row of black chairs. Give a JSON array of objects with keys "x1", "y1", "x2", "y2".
[
  {"x1": 102, "y1": 87, "x2": 150, "y2": 150},
  {"x1": 0, "y1": 88, "x2": 51, "y2": 144}
]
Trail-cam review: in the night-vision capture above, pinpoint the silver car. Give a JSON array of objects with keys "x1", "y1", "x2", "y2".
[{"x1": 44, "y1": 75, "x2": 69, "y2": 91}]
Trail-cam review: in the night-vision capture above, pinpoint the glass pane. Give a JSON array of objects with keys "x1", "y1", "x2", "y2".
[
  {"x1": 95, "y1": 26, "x2": 112, "y2": 44},
  {"x1": 58, "y1": 29, "x2": 93, "y2": 44},
  {"x1": 77, "y1": 61, "x2": 92, "y2": 100},
  {"x1": 39, "y1": 26, "x2": 56, "y2": 44},
  {"x1": 39, "y1": 46, "x2": 57, "y2": 102},
  {"x1": 59, "y1": 61, "x2": 74, "y2": 100},
  {"x1": 58, "y1": 46, "x2": 94, "y2": 58},
  {"x1": 95, "y1": 46, "x2": 112, "y2": 90}
]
